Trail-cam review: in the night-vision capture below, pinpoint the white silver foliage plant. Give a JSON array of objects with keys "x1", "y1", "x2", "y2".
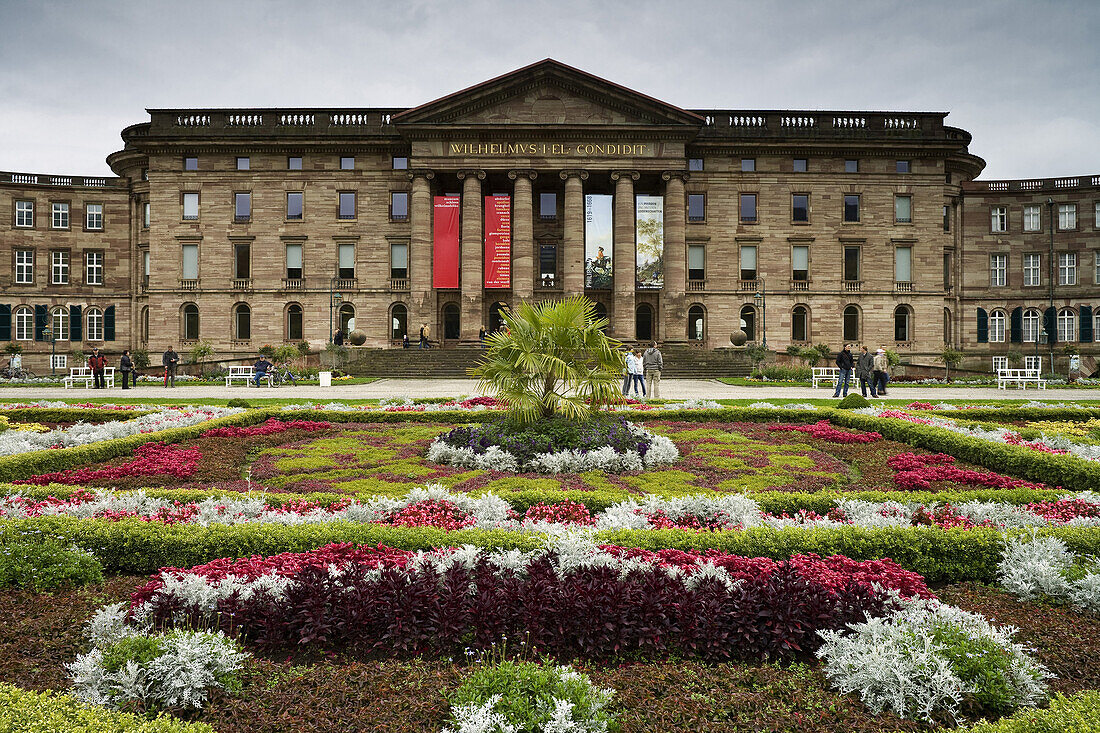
[{"x1": 999, "y1": 535, "x2": 1100, "y2": 613}]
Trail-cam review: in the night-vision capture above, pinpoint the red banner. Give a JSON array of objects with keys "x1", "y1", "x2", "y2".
[
  {"x1": 484, "y1": 195, "x2": 511, "y2": 289},
  {"x1": 433, "y1": 195, "x2": 460, "y2": 289}
]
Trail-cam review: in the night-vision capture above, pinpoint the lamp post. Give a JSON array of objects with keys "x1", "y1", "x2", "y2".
[
  {"x1": 753, "y1": 277, "x2": 768, "y2": 349},
  {"x1": 1046, "y1": 197, "x2": 1055, "y2": 376},
  {"x1": 42, "y1": 327, "x2": 55, "y2": 377}
]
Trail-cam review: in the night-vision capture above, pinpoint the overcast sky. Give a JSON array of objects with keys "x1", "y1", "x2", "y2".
[{"x1": 1, "y1": 0, "x2": 1097, "y2": 180}]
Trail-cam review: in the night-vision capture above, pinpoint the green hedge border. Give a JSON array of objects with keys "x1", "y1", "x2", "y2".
[
  {"x1": 2, "y1": 407, "x2": 154, "y2": 424},
  {"x1": 929, "y1": 407, "x2": 1100, "y2": 422},
  {"x1": 0, "y1": 683, "x2": 215, "y2": 733}
]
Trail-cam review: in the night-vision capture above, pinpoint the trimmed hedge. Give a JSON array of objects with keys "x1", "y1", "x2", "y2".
[
  {"x1": 5, "y1": 516, "x2": 1100, "y2": 583},
  {"x1": 0, "y1": 683, "x2": 214, "y2": 732},
  {"x1": 962, "y1": 691, "x2": 1100, "y2": 732},
  {"x1": 929, "y1": 407, "x2": 1100, "y2": 423},
  {"x1": 3, "y1": 407, "x2": 153, "y2": 424}
]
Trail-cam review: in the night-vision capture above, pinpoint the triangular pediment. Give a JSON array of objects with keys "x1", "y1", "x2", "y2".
[{"x1": 394, "y1": 59, "x2": 702, "y2": 127}]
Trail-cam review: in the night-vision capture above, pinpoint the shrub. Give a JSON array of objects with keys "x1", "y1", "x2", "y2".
[
  {"x1": 998, "y1": 534, "x2": 1100, "y2": 613},
  {"x1": 836, "y1": 394, "x2": 871, "y2": 409},
  {"x1": 0, "y1": 683, "x2": 215, "y2": 733},
  {"x1": 225, "y1": 398, "x2": 252, "y2": 409},
  {"x1": 962, "y1": 690, "x2": 1100, "y2": 732},
  {"x1": 445, "y1": 660, "x2": 615, "y2": 733},
  {"x1": 758, "y1": 365, "x2": 811, "y2": 381},
  {"x1": 132, "y1": 349, "x2": 151, "y2": 370},
  {"x1": 296, "y1": 341, "x2": 311, "y2": 356},
  {"x1": 0, "y1": 536, "x2": 103, "y2": 591}
]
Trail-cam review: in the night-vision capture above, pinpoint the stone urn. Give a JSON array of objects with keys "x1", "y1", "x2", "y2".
[
  {"x1": 730, "y1": 330, "x2": 748, "y2": 347},
  {"x1": 349, "y1": 329, "x2": 367, "y2": 346}
]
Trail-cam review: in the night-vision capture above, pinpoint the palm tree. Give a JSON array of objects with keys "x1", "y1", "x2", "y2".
[{"x1": 471, "y1": 295, "x2": 626, "y2": 425}]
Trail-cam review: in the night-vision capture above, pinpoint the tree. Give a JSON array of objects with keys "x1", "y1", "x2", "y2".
[
  {"x1": 132, "y1": 349, "x2": 150, "y2": 370},
  {"x1": 814, "y1": 343, "x2": 832, "y2": 361},
  {"x1": 3, "y1": 343, "x2": 22, "y2": 356},
  {"x1": 471, "y1": 295, "x2": 626, "y2": 425},
  {"x1": 798, "y1": 346, "x2": 823, "y2": 367},
  {"x1": 744, "y1": 343, "x2": 771, "y2": 374},
  {"x1": 937, "y1": 346, "x2": 963, "y2": 381},
  {"x1": 1006, "y1": 350, "x2": 1023, "y2": 367},
  {"x1": 188, "y1": 340, "x2": 215, "y2": 376}
]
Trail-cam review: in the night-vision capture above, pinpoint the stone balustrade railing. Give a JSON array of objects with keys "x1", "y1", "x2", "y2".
[{"x1": 964, "y1": 175, "x2": 1100, "y2": 193}]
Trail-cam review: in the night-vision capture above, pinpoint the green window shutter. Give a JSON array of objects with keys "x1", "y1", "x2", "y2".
[
  {"x1": 70, "y1": 305, "x2": 82, "y2": 342},
  {"x1": 0, "y1": 305, "x2": 10, "y2": 341},
  {"x1": 1081, "y1": 305, "x2": 1093, "y2": 343},
  {"x1": 1010, "y1": 307, "x2": 1022, "y2": 343},
  {"x1": 976, "y1": 308, "x2": 988, "y2": 343},
  {"x1": 1043, "y1": 307, "x2": 1057, "y2": 345},
  {"x1": 34, "y1": 305, "x2": 47, "y2": 341},
  {"x1": 104, "y1": 306, "x2": 116, "y2": 341}
]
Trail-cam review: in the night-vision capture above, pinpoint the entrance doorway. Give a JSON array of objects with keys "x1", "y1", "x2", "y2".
[
  {"x1": 488, "y1": 301, "x2": 508, "y2": 333},
  {"x1": 636, "y1": 303, "x2": 654, "y2": 341},
  {"x1": 740, "y1": 305, "x2": 756, "y2": 341},
  {"x1": 441, "y1": 303, "x2": 460, "y2": 341}
]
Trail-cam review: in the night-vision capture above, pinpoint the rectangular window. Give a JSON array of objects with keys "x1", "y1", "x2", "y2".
[
  {"x1": 990, "y1": 253, "x2": 1007, "y2": 286},
  {"x1": 236, "y1": 157, "x2": 250, "y2": 171},
  {"x1": 740, "y1": 158, "x2": 755, "y2": 172},
  {"x1": 844, "y1": 159, "x2": 859, "y2": 173},
  {"x1": 539, "y1": 192, "x2": 557, "y2": 219},
  {"x1": 688, "y1": 158, "x2": 703, "y2": 171},
  {"x1": 181, "y1": 244, "x2": 198, "y2": 280},
  {"x1": 392, "y1": 156, "x2": 408, "y2": 170},
  {"x1": 792, "y1": 245, "x2": 809, "y2": 281},
  {"x1": 184, "y1": 157, "x2": 198, "y2": 171},
  {"x1": 739, "y1": 193, "x2": 757, "y2": 223},
  {"x1": 1024, "y1": 355, "x2": 1042, "y2": 372},
  {"x1": 285, "y1": 243, "x2": 302, "y2": 279},
  {"x1": 687, "y1": 193, "x2": 705, "y2": 222},
  {"x1": 390, "y1": 242, "x2": 408, "y2": 279},
  {"x1": 793, "y1": 158, "x2": 807, "y2": 172},
  {"x1": 51, "y1": 250, "x2": 69, "y2": 284},
  {"x1": 287, "y1": 156, "x2": 302, "y2": 170},
  {"x1": 843, "y1": 194, "x2": 860, "y2": 222},
  {"x1": 340, "y1": 156, "x2": 355, "y2": 170},
  {"x1": 1024, "y1": 253, "x2": 1041, "y2": 286},
  {"x1": 234, "y1": 243, "x2": 250, "y2": 279},
  {"x1": 182, "y1": 192, "x2": 199, "y2": 220},
  {"x1": 1095, "y1": 202, "x2": 1100, "y2": 229},
  {"x1": 15, "y1": 200, "x2": 33, "y2": 228},
  {"x1": 51, "y1": 354, "x2": 67, "y2": 370},
  {"x1": 338, "y1": 191, "x2": 356, "y2": 219},
  {"x1": 943, "y1": 205, "x2": 951, "y2": 232},
  {"x1": 989, "y1": 313, "x2": 1005, "y2": 343},
  {"x1": 539, "y1": 243, "x2": 557, "y2": 286},
  {"x1": 687, "y1": 244, "x2": 705, "y2": 281},
  {"x1": 85, "y1": 251, "x2": 103, "y2": 285},
  {"x1": 895, "y1": 246, "x2": 912, "y2": 283},
  {"x1": 338, "y1": 243, "x2": 355, "y2": 279},
  {"x1": 894, "y1": 195, "x2": 912, "y2": 223},
  {"x1": 15, "y1": 250, "x2": 33, "y2": 284},
  {"x1": 896, "y1": 160, "x2": 911, "y2": 173},
  {"x1": 391, "y1": 192, "x2": 409, "y2": 220},
  {"x1": 1059, "y1": 252, "x2": 1077, "y2": 285},
  {"x1": 51, "y1": 202, "x2": 69, "y2": 229},
  {"x1": 993, "y1": 355, "x2": 1008, "y2": 372},
  {"x1": 843, "y1": 246, "x2": 860, "y2": 281},
  {"x1": 739, "y1": 245, "x2": 757, "y2": 281},
  {"x1": 1096, "y1": 252, "x2": 1100, "y2": 284},
  {"x1": 1059, "y1": 203, "x2": 1077, "y2": 230},
  {"x1": 286, "y1": 192, "x2": 303, "y2": 220},
  {"x1": 1023, "y1": 204, "x2": 1041, "y2": 232},
  {"x1": 87, "y1": 309, "x2": 103, "y2": 341},
  {"x1": 234, "y1": 192, "x2": 251, "y2": 222},
  {"x1": 142, "y1": 250, "x2": 150, "y2": 288},
  {"x1": 792, "y1": 194, "x2": 809, "y2": 223},
  {"x1": 943, "y1": 252, "x2": 951, "y2": 288},
  {"x1": 143, "y1": 202, "x2": 150, "y2": 228},
  {"x1": 85, "y1": 203, "x2": 103, "y2": 230},
  {"x1": 991, "y1": 206, "x2": 1008, "y2": 232}
]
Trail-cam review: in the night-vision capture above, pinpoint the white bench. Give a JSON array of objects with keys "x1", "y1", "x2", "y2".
[
  {"x1": 62, "y1": 367, "x2": 115, "y2": 389},
  {"x1": 998, "y1": 368, "x2": 1046, "y2": 390},
  {"x1": 225, "y1": 365, "x2": 272, "y2": 388},
  {"x1": 812, "y1": 367, "x2": 840, "y2": 388}
]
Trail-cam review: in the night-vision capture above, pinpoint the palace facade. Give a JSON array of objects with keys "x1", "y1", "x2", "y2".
[{"x1": 1, "y1": 59, "x2": 1098, "y2": 372}]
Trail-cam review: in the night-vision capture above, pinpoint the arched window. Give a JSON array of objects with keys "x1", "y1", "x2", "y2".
[
  {"x1": 593, "y1": 302, "x2": 609, "y2": 333},
  {"x1": 14, "y1": 307, "x2": 33, "y2": 341},
  {"x1": 141, "y1": 306, "x2": 150, "y2": 343},
  {"x1": 338, "y1": 303, "x2": 355, "y2": 334},
  {"x1": 688, "y1": 304, "x2": 705, "y2": 341},
  {"x1": 791, "y1": 305, "x2": 809, "y2": 342},
  {"x1": 843, "y1": 305, "x2": 860, "y2": 342},
  {"x1": 1022, "y1": 308, "x2": 1040, "y2": 343},
  {"x1": 894, "y1": 305, "x2": 912, "y2": 342},
  {"x1": 740, "y1": 305, "x2": 756, "y2": 341},
  {"x1": 988, "y1": 310, "x2": 1006, "y2": 342},
  {"x1": 51, "y1": 307, "x2": 69, "y2": 340},
  {"x1": 390, "y1": 303, "x2": 408, "y2": 340},
  {"x1": 441, "y1": 303, "x2": 460, "y2": 340},
  {"x1": 182, "y1": 304, "x2": 199, "y2": 340},
  {"x1": 286, "y1": 304, "x2": 303, "y2": 341},
  {"x1": 234, "y1": 303, "x2": 251, "y2": 341},
  {"x1": 635, "y1": 303, "x2": 654, "y2": 341},
  {"x1": 488, "y1": 302, "x2": 508, "y2": 333},
  {"x1": 86, "y1": 308, "x2": 104, "y2": 342},
  {"x1": 1058, "y1": 308, "x2": 1077, "y2": 342}
]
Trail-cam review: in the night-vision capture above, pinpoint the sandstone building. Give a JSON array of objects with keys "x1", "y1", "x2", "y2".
[{"x1": 1, "y1": 60, "x2": 1097, "y2": 373}]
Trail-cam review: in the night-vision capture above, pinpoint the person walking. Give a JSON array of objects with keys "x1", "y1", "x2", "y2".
[
  {"x1": 630, "y1": 349, "x2": 646, "y2": 398},
  {"x1": 855, "y1": 345, "x2": 877, "y2": 398},
  {"x1": 88, "y1": 347, "x2": 107, "y2": 389},
  {"x1": 832, "y1": 343, "x2": 854, "y2": 398},
  {"x1": 119, "y1": 350, "x2": 133, "y2": 390},
  {"x1": 643, "y1": 341, "x2": 663, "y2": 400},
  {"x1": 162, "y1": 346, "x2": 179, "y2": 388},
  {"x1": 872, "y1": 348, "x2": 890, "y2": 396}
]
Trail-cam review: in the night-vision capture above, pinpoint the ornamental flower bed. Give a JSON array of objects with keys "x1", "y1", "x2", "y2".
[
  {"x1": 15, "y1": 443, "x2": 202, "y2": 486},
  {"x1": 201, "y1": 418, "x2": 331, "y2": 438},
  {"x1": 768, "y1": 420, "x2": 882, "y2": 444},
  {"x1": 125, "y1": 539, "x2": 924, "y2": 660},
  {"x1": 887, "y1": 452, "x2": 1043, "y2": 491}
]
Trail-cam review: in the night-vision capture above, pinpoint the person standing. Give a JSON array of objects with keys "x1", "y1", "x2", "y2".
[
  {"x1": 623, "y1": 350, "x2": 635, "y2": 395},
  {"x1": 630, "y1": 349, "x2": 646, "y2": 398},
  {"x1": 643, "y1": 341, "x2": 663, "y2": 400},
  {"x1": 119, "y1": 350, "x2": 133, "y2": 390},
  {"x1": 88, "y1": 347, "x2": 107, "y2": 389},
  {"x1": 162, "y1": 346, "x2": 179, "y2": 388},
  {"x1": 478, "y1": 326, "x2": 487, "y2": 343},
  {"x1": 333, "y1": 329, "x2": 345, "y2": 346},
  {"x1": 832, "y1": 343, "x2": 854, "y2": 398},
  {"x1": 872, "y1": 348, "x2": 890, "y2": 396},
  {"x1": 855, "y1": 345, "x2": 877, "y2": 398}
]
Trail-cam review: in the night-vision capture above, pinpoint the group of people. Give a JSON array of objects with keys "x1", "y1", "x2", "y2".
[
  {"x1": 623, "y1": 342, "x2": 664, "y2": 399},
  {"x1": 832, "y1": 344, "x2": 890, "y2": 398},
  {"x1": 72, "y1": 346, "x2": 140, "y2": 389}
]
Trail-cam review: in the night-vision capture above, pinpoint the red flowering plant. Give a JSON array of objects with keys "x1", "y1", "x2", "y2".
[
  {"x1": 201, "y1": 418, "x2": 331, "y2": 438},
  {"x1": 769, "y1": 420, "x2": 882, "y2": 444},
  {"x1": 886, "y1": 452, "x2": 1044, "y2": 491},
  {"x1": 17, "y1": 443, "x2": 201, "y2": 486},
  {"x1": 522, "y1": 501, "x2": 595, "y2": 525},
  {"x1": 905, "y1": 401, "x2": 936, "y2": 410},
  {"x1": 383, "y1": 499, "x2": 476, "y2": 530},
  {"x1": 1026, "y1": 498, "x2": 1100, "y2": 523}
]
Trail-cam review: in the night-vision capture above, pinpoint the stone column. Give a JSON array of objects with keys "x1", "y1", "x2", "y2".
[
  {"x1": 457, "y1": 169, "x2": 485, "y2": 343},
  {"x1": 560, "y1": 169, "x2": 588, "y2": 295},
  {"x1": 408, "y1": 169, "x2": 435, "y2": 335},
  {"x1": 508, "y1": 169, "x2": 537, "y2": 305},
  {"x1": 660, "y1": 171, "x2": 688, "y2": 344},
  {"x1": 611, "y1": 170, "x2": 639, "y2": 342}
]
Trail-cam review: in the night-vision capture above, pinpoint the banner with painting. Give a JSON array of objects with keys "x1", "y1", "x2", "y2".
[
  {"x1": 584, "y1": 194, "x2": 613, "y2": 289},
  {"x1": 483, "y1": 195, "x2": 511, "y2": 289},
  {"x1": 432, "y1": 195, "x2": 460, "y2": 288},
  {"x1": 635, "y1": 195, "x2": 663, "y2": 289}
]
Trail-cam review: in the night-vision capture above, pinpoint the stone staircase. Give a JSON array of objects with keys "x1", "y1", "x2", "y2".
[{"x1": 341, "y1": 345, "x2": 752, "y2": 379}]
